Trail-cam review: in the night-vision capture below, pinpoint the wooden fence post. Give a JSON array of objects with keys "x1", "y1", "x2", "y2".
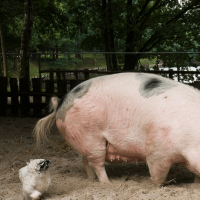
[
  {"x1": 0, "y1": 77, "x2": 7, "y2": 116},
  {"x1": 74, "y1": 69, "x2": 78, "y2": 80},
  {"x1": 84, "y1": 69, "x2": 89, "y2": 80},
  {"x1": 50, "y1": 68, "x2": 54, "y2": 81},
  {"x1": 0, "y1": 56, "x2": 2, "y2": 76},
  {"x1": 38, "y1": 53, "x2": 41, "y2": 78},
  {"x1": 168, "y1": 69, "x2": 173, "y2": 79},
  {"x1": 56, "y1": 68, "x2": 61, "y2": 80},
  {"x1": 45, "y1": 80, "x2": 54, "y2": 114},
  {"x1": 194, "y1": 81, "x2": 200, "y2": 90},
  {"x1": 32, "y1": 78, "x2": 42, "y2": 117},
  {"x1": 62, "y1": 72, "x2": 66, "y2": 80},
  {"x1": 10, "y1": 78, "x2": 19, "y2": 116},
  {"x1": 58, "y1": 80, "x2": 66, "y2": 96},
  {"x1": 70, "y1": 80, "x2": 78, "y2": 90},
  {"x1": 19, "y1": 78, "x2": 30, "y2": 116}
]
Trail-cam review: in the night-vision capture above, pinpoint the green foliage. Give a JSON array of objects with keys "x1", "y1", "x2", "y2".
[
  {"x1": 53, "y1": 56, "x2": 82, "y2": 68},
  {"x1": 0, "y1": 0, "x2": 23, "y2": 51},
  {"x1": 30, "y1": 61, "x2": 40, "y2": 78},
  {"x1": 6, "y1": 71, "x2": 14, "y2": 85},
  {"x1": 116, "y1": 54, "x2": 125, "y2": 65},
  {"x1": 1, "y1": 0, "x2": 200, "y2": 82}
]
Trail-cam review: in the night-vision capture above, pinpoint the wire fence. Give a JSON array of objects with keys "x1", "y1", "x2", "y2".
[
  {"x1": 2, "y1": 52, "x2": 200, "y2": 117},
  {"x1": 1, "y1": 52, "x2": 200, "y2": 83}
]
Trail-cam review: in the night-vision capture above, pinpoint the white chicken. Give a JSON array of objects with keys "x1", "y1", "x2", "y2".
[{"x1": 19, "y1": 159, "x2": 51, "y2": 200}]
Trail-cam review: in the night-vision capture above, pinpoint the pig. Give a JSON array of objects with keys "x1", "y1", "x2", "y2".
[{"x1": 34, "y1": 72, "x2": 200, "y2": 187}]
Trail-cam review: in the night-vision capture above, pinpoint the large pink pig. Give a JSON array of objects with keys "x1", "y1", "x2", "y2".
[{"x1": 34, "y1": 73, "x2": 200, "y2": 186}]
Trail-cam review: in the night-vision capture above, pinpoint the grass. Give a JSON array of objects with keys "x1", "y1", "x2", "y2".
[
  {"x1": 140, "y1": 58, "x2": 157, "y2": 66},
  {"x1": 5, "y1": 54, "x2": 107, "y2": 78},
  {"x1": 6, "y1": 54, "x2": 160, "y2": 79}
]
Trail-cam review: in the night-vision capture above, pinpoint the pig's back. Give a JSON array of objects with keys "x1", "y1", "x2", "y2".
[{"x1": 89, "y1": 73, "x2": 200, "y2": 154}]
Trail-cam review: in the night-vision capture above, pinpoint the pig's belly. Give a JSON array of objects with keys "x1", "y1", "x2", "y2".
[{"x1": 105, "y1": 142, "x2": 144, "y2": 163}]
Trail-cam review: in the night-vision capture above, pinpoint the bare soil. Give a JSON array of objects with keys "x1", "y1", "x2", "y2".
[{"x1": 0, "y1": 117, "x2": 200, "y2": 200}]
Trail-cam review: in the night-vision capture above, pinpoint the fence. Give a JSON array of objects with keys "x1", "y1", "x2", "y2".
[
  {"x1": 1, "y1": 52, "x2": 200, "y2": 118},
  {"x1": 1, "y1": 51, "x2": 200, "y2": 83},
  {"x1": 0, "y1": 77, "x2": 82, "y2": 117},
  {"x1": 1, "y1": 71, "x2": 200, "y2": 118},
  {"x1": 39, "y1": 68, "x2": 200, "y2": 81},
  {"x1": 36, "y1": 52, "x2": 200, "y2": 83}
]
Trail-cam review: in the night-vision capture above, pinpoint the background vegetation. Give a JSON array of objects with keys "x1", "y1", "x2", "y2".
[{"x1": 0, "y1": 0, "x2": 200, "y2": 79}]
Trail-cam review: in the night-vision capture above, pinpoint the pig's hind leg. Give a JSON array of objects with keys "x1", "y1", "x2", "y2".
[
  {"x1": 82, "y1": 156, "x2": 96, "y2": 180},
  {"x1": 88, "y1": 158, "x2": 110, "y2": 184},
  {"x1": 83, "y1": 140, "x2": 110, "y2": 184}
]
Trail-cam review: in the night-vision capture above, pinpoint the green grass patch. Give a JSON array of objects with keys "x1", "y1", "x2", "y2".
[
  {"x1": 140, "y1": 58, "x2": 157, "y2": 66},
  {"x1": 39, "y1": 54, "x2": 107, "y2": 77},
  {"x1": 6, "y1": 54, "x2": 159, "y2": 79}
]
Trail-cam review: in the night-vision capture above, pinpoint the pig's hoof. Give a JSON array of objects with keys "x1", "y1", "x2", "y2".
[
  {"x1": 88, "y1": 176, "x2": 96, "y2": 181},
  {"x1": 100, "y1": 180, "x2": 112, "y2": 185},
  {"x1": 194, "y1": 175, "x2": 200, "y2": 183},
  {"x1": 100, "y1": 180, "x2": 112, "y2": 189}
]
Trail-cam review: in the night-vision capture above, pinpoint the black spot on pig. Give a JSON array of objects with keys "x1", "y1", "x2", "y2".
[
  {"x1": 72, "y1": 85, "x2": 83, "y2": 94},
  {"x1": 70, "y1": 81, "x2": 91, "y2": 99},
  {"x1": 143, "y1": 78, "x2": 162, "y2": 91},
  {"x1": 57, "y1": 93, "x2": 68, "y2": 111},
  {"x1": 136, "y1": 73, "x2": 177, "y2": 98},
  {"x1": 56, "y1": 80, "x2": 92, "y2": 121}
]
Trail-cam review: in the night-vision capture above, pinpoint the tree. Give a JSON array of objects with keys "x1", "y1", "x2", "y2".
[
  {"x1": 0, "y1": 0, "x2": 24, "y2": 76},
  {"x1": 123, "y1": 0, "x2": 200, "y2": 70},
  {"x1": 0, "y1": 13, "x2": 7, "y2": 76},
  {"x1": 1, "y1": 0, "x2": 200, "y2": 73},
  {"x1": 67, "y1": 0, "x2": 200, "y2": 70},
  {"x1": 102, "y1": 0, "x2": 111, "y2": 70},
  {"x1": 107, "y1": 0, "x2": 117, "y2": 70},
  {"x1": 19, "y1": 0, "x2": 69, "y2": 78},
  {"x1": 19, "y1": 0, "x2": 33, "y2": 81}
]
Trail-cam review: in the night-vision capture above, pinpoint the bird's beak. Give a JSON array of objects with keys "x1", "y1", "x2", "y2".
[{"x1": 39, "y1": 160, "x2": 51, "y2": 172}]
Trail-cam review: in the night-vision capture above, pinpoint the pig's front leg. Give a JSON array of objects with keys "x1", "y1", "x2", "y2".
[
  {"x1": 82, "y1": 156, "x2": 96, "y2": 180},
  {"x1": 194, "y1": 175, "x2": 200, "y2": 183},
  {"x1": 147, "y1": 158, "x2": 171, "y2": 187}
]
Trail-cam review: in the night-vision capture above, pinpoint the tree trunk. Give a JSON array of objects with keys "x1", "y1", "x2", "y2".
[
  {"x1": 0, "y1": 13, "x2": 7, "y2": 77},
  {"x1": 14, "y1": 48, "x2": 18, "y2": 70},
  {"x1": 75, "y1": 43, "x2": 81, "y2": 59},
  {"x1": 56, "y1": 43, "x2": 58, "y2": 60},
  {"x1": 53, "y1": 49, "x2": 55, "y2": 61},
  {"x1": 93, "y1": 47, "x2": 97, "y2": 65},
  {"x1": 20, "y1": 0, "x2": 33, "y2": 81},
  {"x1": 102, "y1": 0, "x2": 111, "y2": 71},
  {"x1": 115, "y1": 39, "x2": 118, "y2": 51},
  {"x1": 0, "y1": 56, "x2": 2, "y2": 76},
  {"x1": 108, "y1": 0, "x2": 117, "y2": 71},
  {"x1": 124, "y1": 0, "x2": 135, "y2": 71}
]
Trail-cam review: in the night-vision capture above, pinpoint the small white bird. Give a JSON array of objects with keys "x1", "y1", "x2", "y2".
[{"x1": 19, "y1": 159, "x2": 51, "y2": 200}]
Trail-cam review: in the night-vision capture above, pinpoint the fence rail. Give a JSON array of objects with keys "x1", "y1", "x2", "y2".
[
  {"x1": 39, "y1": 68, "x2": 200, "y2": 81},
  {"x1": 1, "y1": 69, "x2": 200, "y2": 118},
  {"x1": 2, "y1": 52, "x2": 200, "y2": 78},
  {"x1": 0, "y1": 77, "x2": 82, "y2": 117},
  {"x1": 2, "y1": 51, "x2": 200, "y2": 117}
]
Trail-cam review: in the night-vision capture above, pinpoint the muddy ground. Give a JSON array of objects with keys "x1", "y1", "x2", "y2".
[{"x1": 1, "y1": 117, "x2": 200, "y2": 200}]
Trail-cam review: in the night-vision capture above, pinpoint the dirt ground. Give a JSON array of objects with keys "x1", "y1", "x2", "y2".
[{"x1": 1, "y1": 116, "x2": 200, "y2": 200}]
